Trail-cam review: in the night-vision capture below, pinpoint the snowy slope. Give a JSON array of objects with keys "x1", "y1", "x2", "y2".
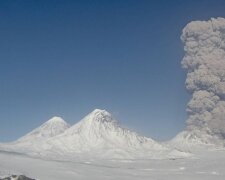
[
  {"x1": 44, "y1": 109, "x2": 184, "y2": 159},
  {"x1": 18, "y1": 116, "x2": 70, "y2": 141},
  {"x1": 0, "y1": 149, "x2": 225, "y2": 180},
  {"x1": 0, "y1": 116, "x2": 70, "y2": 154},
  {"x1": 0, "y1": 109, "x2": 188, "y2": 160},
  {"x1": 52, "y1": 109, "x2": 163, "y2": 151},
  {"x1": 167, "y1": 130, "x2": 225, "y2": 153}
]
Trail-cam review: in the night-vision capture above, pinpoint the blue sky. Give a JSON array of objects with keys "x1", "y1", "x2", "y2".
[{"x1": 1, "y1": 0, "x2": 225, "y2": 142}]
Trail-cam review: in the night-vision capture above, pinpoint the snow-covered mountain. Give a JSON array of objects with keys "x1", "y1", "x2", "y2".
[
  {"x1": 45, "y1": 109, "x2": 176, "y2": 159},
  {"x1": 18, "y1": 116, "x2": 70, "y2": 142},
  {"x1": 55, "y1": 109, "x2": 162, "y2": 150},
  {"x1": 0, "y1": 116, "x2": 70, "y2": 154},
  {"x1": 167, "y1": 129, "x2": 225, "y2": 153},
  {"x1": 0, "y1": 109, "x2": 189, "y2": 160}
]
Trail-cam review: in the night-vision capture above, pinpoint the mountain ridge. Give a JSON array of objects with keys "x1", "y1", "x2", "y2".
[
  {"x1": 17, "y1": 116, "x2": 70, "y2": 142},
  {"x1": 0, "y1": 109, "x2": 190, "y2": 160}
]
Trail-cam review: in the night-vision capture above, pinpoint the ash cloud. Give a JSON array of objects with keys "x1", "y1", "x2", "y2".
[{"x1": 181, "y1": 17, "x2": 225, "y2": 139}]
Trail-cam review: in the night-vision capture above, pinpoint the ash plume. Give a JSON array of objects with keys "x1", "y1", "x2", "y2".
[{"x1": 181, "y1": 17, "x2": 225, "y2": 140}]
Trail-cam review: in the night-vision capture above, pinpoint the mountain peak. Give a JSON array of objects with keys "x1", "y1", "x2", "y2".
[
  {"x1": 89, "y1": 108, "x2": 113, "y2": 120},
  {"x1": 82, "y1": 109, "x2": 118, "y2": 125},
  {"x1": 17, "y1": 116, "x2": 70, "y2": 142},
  {"x1": 92, "y1": 108, "x2": 105, "y2": 113},
  {"x1": 1, "y1": 110, "x2": 188, "y2": 160},
  {"x1": 91, "y1": 108, "x2": 110, "y2": 115},
  {"x1": 46, "y1": 116, "x2": 67, "y2": 124}
]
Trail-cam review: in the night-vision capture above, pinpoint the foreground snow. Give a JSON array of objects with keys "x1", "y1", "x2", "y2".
[{"x1": 0, "y1": 150, "x2": 224, "y2": 180}]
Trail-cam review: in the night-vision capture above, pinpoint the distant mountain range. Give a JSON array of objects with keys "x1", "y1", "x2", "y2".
[{"x1": 0, "y1": 109, "x2": 223, "y2": 160}]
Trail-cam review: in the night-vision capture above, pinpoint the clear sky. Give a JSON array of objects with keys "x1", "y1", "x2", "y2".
[{"x1": 1, "y1": 0, "x2": 225, "y2": 142}]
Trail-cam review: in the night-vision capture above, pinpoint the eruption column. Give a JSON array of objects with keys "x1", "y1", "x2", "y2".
[{"x1": 181, "y1": 18, "x2": 225, "y2": 140}]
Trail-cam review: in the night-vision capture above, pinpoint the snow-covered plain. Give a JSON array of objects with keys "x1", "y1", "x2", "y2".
[{"x1": 0, "y1": 149, "x2": 225, "y2": 180}]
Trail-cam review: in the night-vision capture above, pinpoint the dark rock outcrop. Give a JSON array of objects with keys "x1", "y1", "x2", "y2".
[{"x1": 0, "y1": 175, "x2": 35, "y2": 180}]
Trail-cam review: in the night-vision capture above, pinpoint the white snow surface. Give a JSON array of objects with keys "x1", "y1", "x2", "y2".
[
  {"x1": 167, "y1": 130, "x2": 225, "y2": 153},
  {"x1": 18, "y1": 116, "x2": 70, "y2": 141},
  {"x1": 0, "y1": 109, "x2": 188, "y2": 160},
  {"x1": 0, "y1": 149, "x2": 224, "y2": 180}
]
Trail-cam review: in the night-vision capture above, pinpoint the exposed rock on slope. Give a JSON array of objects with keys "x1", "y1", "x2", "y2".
[{"x1": 0, "y1": 175, "x2": 35, "y2": 180}]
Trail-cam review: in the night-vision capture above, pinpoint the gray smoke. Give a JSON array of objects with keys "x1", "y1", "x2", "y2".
[{"x1": 181, "y1": 17, "x2": 225, "y2": 139}]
